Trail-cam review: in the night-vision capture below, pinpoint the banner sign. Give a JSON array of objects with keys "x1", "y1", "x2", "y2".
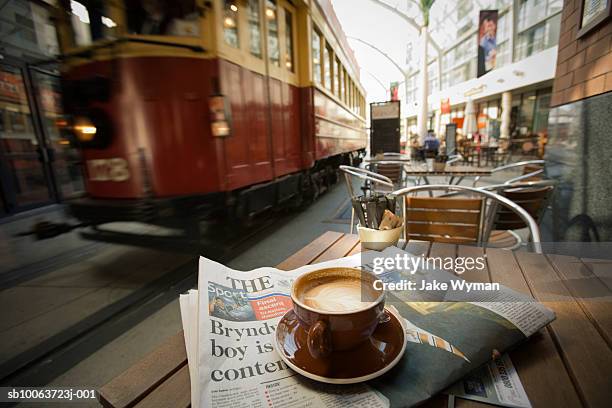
[
  {"x1": 477, "y1": 10, "x2": 498, "y2": 77},
  {"x1": 390, "y1": 82, "x2": 399, "y2": 101},
  {"x1": 441, "y1": 98, "x2": 451, "y2": 114}
]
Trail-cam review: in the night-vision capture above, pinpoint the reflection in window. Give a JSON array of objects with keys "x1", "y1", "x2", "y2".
[
  {"x1": 223, "y1": 0, "x2": 239, "y2": 48},
  {"x1": 33, "y1": 72, "x2": 84, "y2": 198},
  {"x1": 70, "y1": 0, "x2": 117, "y2": 46},
  {"x1": 324, "y1": 45, "x2": 332, "y2": 91},
  {"x1": 312, "y1": 29, "x2": 322, "y2": 84},
  {"x1": 0, "y1": 64, "x2": 51, "y2": 206},
  {"x1": 334, "y1": 58, "x2": 341, "y2": 96},
  {"x1": 284, "y1": 9, "x2": 294, "y2": 71},
  {"x1": 266, "y1": 0, "x2": 280, "y2": 66},
  {"x1": 247, "y1": 0, "x2": 262, "y2": 57},
  {"x1": 125, "y1": 0, "x2": 200, "y2": 37}
]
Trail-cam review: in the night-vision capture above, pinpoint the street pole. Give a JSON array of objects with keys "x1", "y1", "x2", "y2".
[{"x1": 417, "y1": 26, "x2": 429, "y2": 144}]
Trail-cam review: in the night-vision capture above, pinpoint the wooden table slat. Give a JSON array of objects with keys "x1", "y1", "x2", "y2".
[
  {"x1": 456, "y1": 245, "x2": 488, "y2": 282},
  {"x1": 98, "y1": 331, "x2": 187, "y2": 408},
  {"x1": 404, "y1": 240, "x2": 432, "y2": 257},
  {"x1": 580, "y1": 258, "x2": 612, "y2": 292},
  {"x1": 133, "y1": 365, "x2": 190, "y2": 408},
  {"x1": 276, "y1": 231, "x2": 344, "y2": 270},
  {"x1": 547, "y1": 254, "x2": 612, "y2": 347},
  {"x1": 485, "y1": 248, "x2": 584, "y2": 408},
  {"x1": 514, "y1": 251, "x2": 612, "y2": 407},
  {"x1": 311, "y1": 233, "x2": 360, "y2": 264}
]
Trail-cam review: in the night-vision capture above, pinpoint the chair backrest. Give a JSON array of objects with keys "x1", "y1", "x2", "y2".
[
  {"x1": 374, "y1": 163, "x2": 403, "y2": 184},
  {"x1": 339, "y1": 165, "x2": 394, "y2": 197},
  {"x1": 404, "y1": 196, "x2": 485, "y2": 244},
  {"x1": 493, "y1": 185, "x2": 553, "y2": 230},
  {"x1": 393, "y1": 184, "x2": 542, "y2": 252}
]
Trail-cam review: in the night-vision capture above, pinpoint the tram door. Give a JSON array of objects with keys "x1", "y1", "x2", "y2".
[{"x1": 0, "y1": 63, "x2": 54, "y2": 213}]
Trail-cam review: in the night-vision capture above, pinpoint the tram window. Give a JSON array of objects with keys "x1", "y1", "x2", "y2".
[
  {"x1": 323, "y1": 45, "x2": 332, "y2": 91},
  {"x1": 334, "y1": 58, "x2": 340, "y2": 96},
  {"x1": 223, "y1": 0, "x2": 239, "y2": 48},
  {"x1": 284, "y1": 9, "x2": 294, "y2": 72},
  {"x1": 340, "y1": 67, "x2": 345, "y2": 100},
  {"x1": 266, "y1": 0, "x2": 280, "y2": 66},
  {"x1": 247, "y1": 0, "x2": 262, "y2": 57},
  {"x1": 312, "y1": 28, "x2": 322, "y2": 84},
  {"x1": 125, "y1": 0, "x2": 200, "y2": 37},
  {"x1": 69, "y1": 1, "x2": 117, "y2": 46}
]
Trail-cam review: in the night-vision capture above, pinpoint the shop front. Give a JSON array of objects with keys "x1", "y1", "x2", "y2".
[{"x1": 0, "y1": 1, "x2": 84, "y2": 217}]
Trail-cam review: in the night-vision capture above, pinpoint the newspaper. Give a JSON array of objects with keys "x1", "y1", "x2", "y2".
[
  {"x1": 447, "y1": 354, "x2": 531, "y2": 408},
  {"x1": 180, "y1": 246, "x2": 554, "y2": 407}
]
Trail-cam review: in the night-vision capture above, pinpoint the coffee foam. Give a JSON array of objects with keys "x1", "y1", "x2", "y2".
[{"x1": 300, "y1": 277, "x2": 377, "y2": 312}]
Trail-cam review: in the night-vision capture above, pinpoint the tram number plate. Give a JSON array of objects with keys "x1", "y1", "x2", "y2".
[{"x1": 87, "y1": 158, "x2": 130, "y2": 182}]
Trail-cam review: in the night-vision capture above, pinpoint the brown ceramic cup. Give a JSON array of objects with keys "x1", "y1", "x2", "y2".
[{"x1": 291, "y1": 268, "x2": 386, "y2": 359}]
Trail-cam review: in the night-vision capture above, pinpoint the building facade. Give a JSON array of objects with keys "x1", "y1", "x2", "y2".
[
  {"x1": 0, "y1": 0, "x2": 84, "y2": 217},
  {"x1": 403, "y1": 0, "x2": 563, "y2": 148}
]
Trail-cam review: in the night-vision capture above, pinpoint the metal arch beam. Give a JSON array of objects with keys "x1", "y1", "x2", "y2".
[
  {"x1": 364, "y1": 69, "x2": 394, "y2": 95},
  {"x1": 366, "y1": 0, "x2": 443, "y2": 54},
  {"x1": 347, "y1": 36, "x2": 406, "y2": 76}
]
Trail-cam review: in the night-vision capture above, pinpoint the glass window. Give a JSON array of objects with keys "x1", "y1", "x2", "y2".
[
  {"x1": 33, "y1": 71, "x2": 84, "y2": 198},
  {"x1": 340, "y1": 67, "x2": 346, "y2": 100},
  {"x1": 0, "y1": 64, "x2": 52, "y2": 206},
  {"x1": 70, "y1": 0, "x2": 117, "y2": 46},
  {"x1": 126, "y1": 0, "x2": 200, "y2": 37},
  {"x1": 223, "y1": 1, "x2": 239, "y2": 48},
  {"x1": 497, "y1": 12, "x2": 510, "y2": 43},
  {"x1": 247, "y1": 0, "x2": 262, "y2": 57},
  {"x1": 457, "y1": 0, "x2": 473, "y2": 20},
  {"x1": 266, "y1": 0, "x2": 280, "y2": 66},
  {"x1": 2, "y1": 1, "x2": 59, "y2": 58},
  {"x1": 284, "y1": 9, "x2": 294, "y2": 71},
  {"x1": 324, "y1": 45, "x2": 332, "y2": 91},
  {"x1": 334, "y1": 58, "x2": 341, "y2": 96},
  {"x1": 533, "y1": 89, "x2": 552, "y2": 133},
  {"x1": 312, "y1": 28, "x2": 322, "y2": 84}
]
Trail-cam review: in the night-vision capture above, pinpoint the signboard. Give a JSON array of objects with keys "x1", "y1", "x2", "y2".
[
  {"x1": 371, "y1": 101, "x2": 400, "y2": 120},
  {"x1": 390, "y1": 82, "x2": 399, "y2": 101},
  {"x1": 445, "y1": 123, "x2": 457, "y2": 155},
  {"x1": 370, "y1": 101, "x2": 400, "y2": 154},
  {"x1": 477, "y1": 10, "x2": 498, "y2": 77}
]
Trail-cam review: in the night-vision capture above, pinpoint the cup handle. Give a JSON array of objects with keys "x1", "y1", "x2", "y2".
[{"x1": 307, "y1": 320, "x2": 332, "y2": 359}]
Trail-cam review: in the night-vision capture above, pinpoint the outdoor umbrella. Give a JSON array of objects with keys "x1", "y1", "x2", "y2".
[{"x1": 464, "y1": 98, "x2": 477, "y2": 138}]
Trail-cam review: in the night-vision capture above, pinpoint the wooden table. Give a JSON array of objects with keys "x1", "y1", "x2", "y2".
[
  {"x1": 402, "y1": 165, "x2": 492, "y2": 186},
  {"x1": 98, "y1": 231, "x2": 611, "y2": 408}
]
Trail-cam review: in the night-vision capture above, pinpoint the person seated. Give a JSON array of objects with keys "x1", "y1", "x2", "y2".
[{"x1": 423, "y1": 130, "x2": 440, "y2": 156}]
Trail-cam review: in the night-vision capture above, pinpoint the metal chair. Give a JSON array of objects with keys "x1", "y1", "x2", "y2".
[
  {"x1": 339, "y1": 165, "x2": 394, "y2": 233},
  {"x1": 480, "y1": 179, "x2": 555, "y2": 250},
  {"x1": 472, "y1": 159, "x2": 545, "y2": 187},
  {"x1": 392, "y1": 184, "x2": 542, "y2": 253}
]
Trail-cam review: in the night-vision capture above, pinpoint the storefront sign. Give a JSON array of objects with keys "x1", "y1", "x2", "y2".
[
  {"x1": 371, "y1": 101, "x2": 400, "y2": 120},
  {"x1": 477, "y1": 10, "x2": 498, "y2": 77}
]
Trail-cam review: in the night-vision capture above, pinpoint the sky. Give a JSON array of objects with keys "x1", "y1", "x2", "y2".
[
  {"x1": 330, "y1": 0, "x2": 485, "y2": 104},
  {"x1": 331, "y1": 0, "x2": 421, "y2": 103}
]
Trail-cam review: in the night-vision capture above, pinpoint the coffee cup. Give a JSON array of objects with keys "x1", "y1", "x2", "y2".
[{"x1": 291, "y1": 268, "x2": 385, "y2": 359}]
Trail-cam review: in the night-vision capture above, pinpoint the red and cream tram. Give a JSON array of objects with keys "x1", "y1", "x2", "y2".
[{"x1": 53, "y1": 0, "x2": 367, "y2": 225}]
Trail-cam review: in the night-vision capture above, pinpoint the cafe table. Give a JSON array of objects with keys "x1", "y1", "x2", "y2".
[
  {"x1": 402, "y1": 164, "x2": 492, "y2": 186},
  {"x1": 98, "y1": 231, "x2": 611, "y2": 408}
]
